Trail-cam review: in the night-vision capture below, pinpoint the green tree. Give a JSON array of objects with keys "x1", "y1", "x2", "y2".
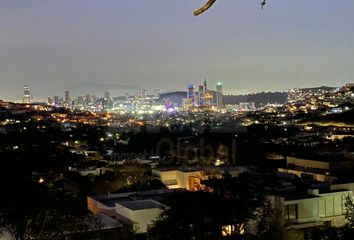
[
  {"x1": 149, "y1": 172, "x2": 267, "y2": 240},
  {"x1": 252, "y1": 201, "x2": 304, "y2": 240},
  {"x1": 92, "y1": 163, "x2": 157, "y2": 194},
  {"x1": 0, "y1": 179, "x2": 101, "y2": 240},
  {"x1": 344, "y1": 195, "x2": 354, "y2": 227},
  {"x1": 148, "y1": 191, "x2": 226, "y2": 240},
  {"x1": 308, "y1": 195, "x2": 354, "y2": 240},
  {"x1": 0, "y1": 136, "x2": 102, "y2": 239}
]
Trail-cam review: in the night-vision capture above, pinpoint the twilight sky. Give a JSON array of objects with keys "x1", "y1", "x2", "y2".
[{"x1": 1, "y1": 0, "x2": 354, "y2": 101}]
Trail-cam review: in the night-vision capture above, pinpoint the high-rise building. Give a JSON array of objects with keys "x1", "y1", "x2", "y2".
[
  {"x1": 76, "y1": 96, "x2": 84, "y2": 107},
  {"x1": 198, "y1": 85, "x2": 204, "y2": 106},
  {"x1": 48, "y1": 97, "x2": 54, "y2": 106},
  {"x1": 23, "y1": 85, "x2": 31, "y2": 104},
  {"x1": 187, "y1": 84, "x2": 196, "y2": 106},
  {"x1": 216, "y1": 82, "x2": 223, "y2": 108},
  {"x1": 153, "y1": 89, "x2": 160, "y2": 99},
  {"x1": 54, "y1": 96, "x2": 63, "y2": 107},
  {"x1": 139, "y1": 89, "x2": 146, "y2": 99},
  {"x1": 84, "y1": 94, "x2": 91, "y2": 107},
  {"x1": 104, "y1": 90, "x2": 110, "y2": 100},
  {"x1": 64, "y1": 89, "x2": 71, "y2": 107},
  {"x1": 203, "y1": 79, "x2": 213, "y2": 106},
  {"x1": 204, "y1": 79, "x2": 208, "y2": 92},
  {"x1": 104, "y1": 90, "x2": 112, "y2": 111}
]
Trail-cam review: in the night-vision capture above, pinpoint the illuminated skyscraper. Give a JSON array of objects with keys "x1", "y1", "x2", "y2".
[
  {"x1": 76, "y1": 96, "x2": 84, "y2": 107},
  {"x1": 204, "y1": 79, "x2": 208, "y2": 92},
  {"x1": 153, "y1": 89, "x2": 160, "y2": 99},
  {"x1": 216, "y1": 82, "x2": 223, "y2": 108},
  {"x1": 48, "y1": 97, "x2": 54, "y2": 106},
  {"x1": 139, "y1": 89, "x2": 146, "y2": 99},
  {"x1": 203, "y1": 79, "x2": 213, "y2": 106},
  {"x1": 64, "y1": 89, "x2": 71, "y2": 107},
  {"x1": 23, "y1": 85, "x2": 31, "y2": 104},
  {"x1": 187, "y1": 84, "x2": 196, "y2": 106},
  {"x1": 198, "y1": 84, "x2": 204, "y2": 106},
  {"x1": 104, "y1": 90, "x2": 112, "y2": 110},
  {"x1": 54, "y1": 96, "x2": 63, "y2": 107}
]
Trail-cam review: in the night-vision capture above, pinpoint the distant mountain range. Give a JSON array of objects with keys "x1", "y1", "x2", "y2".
[
  {"x1": 296, "y1": 86, "x2": 337, "y2": 92},
  {"x1": 157, "y1": 91, "x2": 288, "y2": 106},
  {"x1": 158, "y1": 92, "x2": 187, "y2": 106},
  {"x1": 223, "y1": 92, "x2": 288, "y2": 106}
]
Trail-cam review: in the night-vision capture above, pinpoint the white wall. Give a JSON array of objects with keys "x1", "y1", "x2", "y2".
[
  {"x1": 87, "y1": 196, "x2": 116, "y2": 216},
  {"x1": 153, "y1": 169, "x2": 204, "y2": 190},
  {"x1": 115, "y1": 203, "x2": 163, "y2": 233},
  {"x1": 287, "y1": 157, "x2": 330, "y2": 170},
  {"x1": 131, "y1": 208, "x2": 164, "y2": 233},
  {"x1": 281, "y1": 189, "x2": 352, "y2": 227}
]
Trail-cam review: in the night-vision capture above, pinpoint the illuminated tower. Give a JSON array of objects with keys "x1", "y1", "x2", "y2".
[
  {"x1": 54, "y1": 96, "x2": 63, "y2": 107},
  {"x1": 198, "y1": 85, "x2": 204, "y2": 106},
  {"x1": 203, "y1": 79, "x2": 213, "y2": 106},
  {"x1": 64, "y1": 89, "x2": 71, "y2": 107},
  {"x1": 204, "y1": 79, "x2": 208, "y2": 92},
  {"x1": 153, "y1": 89, "x2": 160, "y2": 99},
  {"x1": 23, "y1": 85, "x2": 31, "y2": 104},
  {"x1": 216, "y1": 82, "x2": 223, "y2": 108},
  {"x1": 103, "y1": 90, "x2": 113, "y2": 110},
  {"x1": 187, "y1": 84, "x2": 196, "y2": 106},
  {"x1": 48, "y1": 97, "x2": 54, "y2": 106}
]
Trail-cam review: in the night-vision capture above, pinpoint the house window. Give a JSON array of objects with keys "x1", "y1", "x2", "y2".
[{"x1": 285, "y1": 204, "x2": 298, "y2": 221}]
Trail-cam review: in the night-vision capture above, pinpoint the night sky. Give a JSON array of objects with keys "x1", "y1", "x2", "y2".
[{"x1": 1, "y1": 0, "x2": 354, "y2": 101}]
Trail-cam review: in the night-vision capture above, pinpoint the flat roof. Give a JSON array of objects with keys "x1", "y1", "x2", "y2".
[
  {"x1": 92, "y1": 189, "x2": 184, "y2": 207},
  {"x1": 162, "y1": 179, "x2": 178, "y2": 185},
  {"x1": 118, "y1": 200, "x2": 163, "y2": 210},
  {"x1": 275, "y1": 192, "x2": 321, "y2": 201},
  {"x1": 100, "y1": 197, "x2": 130, "y2": 207},
  {"x1": 288, "y1": 155, "x2": 349, "y2": 163},
  {"x1": 154, "y1": 166, "x2": 247, "y2": 173},
  {"x1": 319, "y1": 188, "x2": 350, "y2": 194}
]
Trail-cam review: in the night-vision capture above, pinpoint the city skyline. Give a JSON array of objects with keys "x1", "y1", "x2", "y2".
[
  {"x1": 1, "y1": 1, "x2": 354, "y2": 101},
  {"x1": 18, "y1": 80, "x2": 225, "y2": 105},
  {"x1": 2, "y1": 79, "x2": 349, "y2": 104},
  {"x1": 13, "y1": 81, "x2": 300, "y2": 106}
]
